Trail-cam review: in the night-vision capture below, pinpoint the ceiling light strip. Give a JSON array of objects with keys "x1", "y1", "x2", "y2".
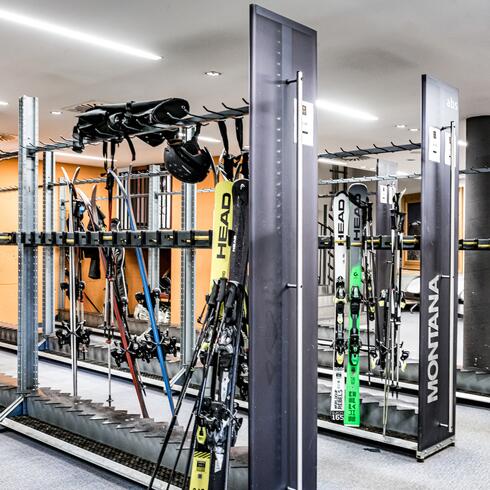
[{"x1": 0, "y1": 8, "x2": 161, "y2": 60}]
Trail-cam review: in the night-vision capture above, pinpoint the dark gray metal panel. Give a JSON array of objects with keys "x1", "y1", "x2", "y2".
[
  {"x1": 463, "y1": 116, "x2": 490, "y2": 370},
  {"x1": 249, "y1": 5, "x2": 317, "y2": 490},
  {"x1": 418, "y1": 75, "x2": 459, "y2": 451}
]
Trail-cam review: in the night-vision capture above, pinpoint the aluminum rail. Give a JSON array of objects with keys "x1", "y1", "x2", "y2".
[{"x1": 319, "y1": 165, "x2": 490, "y2": 186}]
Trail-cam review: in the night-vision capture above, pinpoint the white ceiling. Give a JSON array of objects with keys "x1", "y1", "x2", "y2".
[{"x1": 0, "y1": 0, "x2": 488, "y2": 168}]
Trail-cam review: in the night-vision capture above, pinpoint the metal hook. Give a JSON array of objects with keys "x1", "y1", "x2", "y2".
[
  {"x1": 202, "y1": 105, "x2": 228, "y2": 119},
  {"x1": 221, "y1": 102, "x2": 247, "y2": 115},
  {"x1": 373, "y1": 144, "x2": 391, "y2": 153},
  {"x1": 182, "y1": 106, "x2": 216, "y2": 122},
  {"x1": 356, "y1": 145, "x2": 374, "y2": 155},
  {"x1": 242, "y1": 98, "x2": 249, "y2": 105},
  {"x1": 339, "y1": 147, "x2": 356, "y2": 157},
  {"x1": 390, "y1": 141, "x2": 409, "y2": 152},
  {"x1": 409, "y1": 139, "x2": 421, "y2": 147}
]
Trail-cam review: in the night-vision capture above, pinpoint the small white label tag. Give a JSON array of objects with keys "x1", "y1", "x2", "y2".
[
  {"x1": 294, "y1": 99, "x2": 314, "y2": 147},
  {"x1": 444, "y1": 132, "x2": 452, "y2": 166},
  {"x1": 388, "y1": 183, "x2": 396, "y2": 203},
  {"x1": 380, "y1": 184, "x2": 388, "y2": 204},
  {"x1": 429, "y1": 126, "x2": 441, "y2": 163}
]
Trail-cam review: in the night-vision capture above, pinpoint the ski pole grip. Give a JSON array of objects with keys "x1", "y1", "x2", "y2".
[
  {"x1": 225, "y1": 282, "x2": 238, "y2": 312},
  {"x1": 217, "y1": 277, "x2": 227, "y2": 302},
  {"x1": 207, "y1": 281, "x2": 219, "y2": 307}
]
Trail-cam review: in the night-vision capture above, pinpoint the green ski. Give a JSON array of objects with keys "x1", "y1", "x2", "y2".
[{"x1": 344, "y1": 183, "x2": 367, "y2": 427}]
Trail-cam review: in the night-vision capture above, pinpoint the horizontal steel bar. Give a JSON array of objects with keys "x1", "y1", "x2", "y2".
[
  {"x1": 319, "y1": 166, "x2": 490, "y2": 185},
  {"x1": 0, "y1": 230, "x2": 212, "y2": 248},
  {"x1": 0, "y1": 105, "x2": 249, "y2": 160},
  {"x1": 2, "y1": 231, "x2": 490, "y2": 251},
  {"x1": 155, "y1": 187, "x2": 215, "y2": 197},
  {"x1": 0, "y1": 170, "x2": 170, "y2": 193},
  {"x1": 319, "y1": 142, "x2": 421, "y2": 159}
]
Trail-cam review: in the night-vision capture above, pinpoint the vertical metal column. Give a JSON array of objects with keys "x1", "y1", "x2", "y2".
[
  {"x1": 57, "y1": 178, "x2": 66, "y2": 311},
  {"x1": 250, "y1": 6, "x2": 317, "y2": 489},
  {"x1": 463, "y1": 116, "x2": 490, "y2": 370},
  {"x1": 17, "y1": 96, "x2": 39, "y2": 393},
  {"x1": 42, "y1": 152, "x2": 55, "y2": 337},
  {"x1": 180, "y1": 183, "x2": 196, "y2": 365},
  {"x1": 147, "y1": 164, "x2": 161, "y2": 295},
  {"x1": 418, "y1": 75, "x2": 459, "y2": 456}
]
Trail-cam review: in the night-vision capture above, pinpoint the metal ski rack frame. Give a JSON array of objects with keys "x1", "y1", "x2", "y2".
[
  {"x1": 0, "y1": 104, "x2": 249, "y2": 163},
  {"x1": 319, "y1": 140, "x2": 421, "y2": 160},
  {"x1": 316, "y1": 76, "x2": 462, "y2": 461},
  {"x1": 318, "y1": 165, "x2": 490, "y2": 186},
  {"x1": 0, "y1": 93, "x2": 249, "y2": 487}
]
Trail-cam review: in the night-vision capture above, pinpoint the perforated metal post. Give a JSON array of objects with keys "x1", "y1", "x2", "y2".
[
  {"x1": 17, "y1": 96, "x2": 39, "y2": 393},
  {"x1": 250, "y1": 6, "x2": 318, "y2": 489},
  {"x1": 57, "y1": 177, "x2": 66, "y2": 311},
  {"x1": 147, "y1": 164, "x2": 160, "y2": 297},
  {"x1": 42, "y1": 152, "x2": 55, "y2": 337},
  {"x1": 180, "y1": 183, "x2": 196, "y2": 366}
]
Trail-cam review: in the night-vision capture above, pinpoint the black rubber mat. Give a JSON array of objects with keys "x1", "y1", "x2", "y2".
[{"x1": 11, "y1": 415, "x2": 188, "y2": 488}]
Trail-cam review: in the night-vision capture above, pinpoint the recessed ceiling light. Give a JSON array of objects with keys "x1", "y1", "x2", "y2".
[
  {"x1": 316, "y1": 99, "x2": 378, "y2": 121},
  {"x1": 0, "y1": 8, "x2": 161, "y2": 60},
  {"x1": 198, "y1": 135, "x2": 220, "y2": 143},
  {"x1": 458, "y1": 140, "x2": 468, "y2": 147},
  {"x1": 395, "y1": 124, "x2": 406, "y2": 129},
  {"x1": 407, "y1": 158, "x2": 416, "y2": 162},
  {"x1": 205, "y1": 71, "x2": 222, "y2": 77},
  {"x1": 50, "y1": 111, "x2": 62, "y2": 115},
  {"x1": 409, "y1": 128, "x2": 419, "y2": 132},
  {"x1": 0, "y1": 101, "x2": 8, "y2": 106},
  {"x1": 54, "y1": 151, "x2": 115, "y2": 162}
]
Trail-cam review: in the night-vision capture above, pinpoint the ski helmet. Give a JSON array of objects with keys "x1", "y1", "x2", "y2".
[{"x1": 164, "y1": 136, "x2": 213, "y2": 183}]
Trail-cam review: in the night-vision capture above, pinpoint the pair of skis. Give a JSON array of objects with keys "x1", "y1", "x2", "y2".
[
  {"x1": 379, "y1": 189, "x2": 409, "y2": 434},
  {"x1": 148, "y1": 178, "x2": 249, "y2": 490},
  {"x1": 330, "y1": 184, "x2": 368, "y2": 427},
  {"x1": 71, "y1": 178, "x2": 150, "y2": 418},
  {"x1": 331, "y1": 184, "x2": 409, "y2": 431},
  {"x1": 58, "y1": 167, "x2": 93, "y2": 397},
  {"x1": 59, "y1": 167, "x2": 175, "y2": 418}
]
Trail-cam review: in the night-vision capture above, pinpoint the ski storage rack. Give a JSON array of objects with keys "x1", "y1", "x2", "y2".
[
  {"x1": 0, "y1": 8, "x2": 487, "y2": 489},
  {"x1": 0, "y1": 91, "x2": 253, "y2": 488},
  {"x1": 315, "y1": 75, "x2": 470, "y2": 460},
  {"x1": 0, "y1": 5, "x2": 321, "y2": 487}
]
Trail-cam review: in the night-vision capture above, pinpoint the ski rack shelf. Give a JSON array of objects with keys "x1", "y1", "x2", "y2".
[
  {"x1": 2, "y1": 231, "x2": 490, "y2": 250},
  {"x1": 0, "y1": 230, "x2": 212, "y2": 248},
  {"x1": 0, "y1": 105, "x2": 249, "y2": 161},
  {"x1": 319, "y1": 140, "x2": 421, "y2": 160},
  {"x1": 318, "y1": 234, "x2": 420, "y2": 250}
]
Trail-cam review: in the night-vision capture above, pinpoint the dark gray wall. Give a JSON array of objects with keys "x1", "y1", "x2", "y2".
[{"x1": 464, "y1": 116, "x2": 490, "y2": 370}]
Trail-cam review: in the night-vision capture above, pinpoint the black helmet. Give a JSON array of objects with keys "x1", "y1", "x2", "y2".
[{"x1": 164, "y1": 136, "x2": 213, "y2": 183}]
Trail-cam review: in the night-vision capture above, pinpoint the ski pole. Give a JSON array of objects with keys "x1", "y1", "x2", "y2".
[{"x1": 110, "y1": 170, "x2": 175, "y2": 416}]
